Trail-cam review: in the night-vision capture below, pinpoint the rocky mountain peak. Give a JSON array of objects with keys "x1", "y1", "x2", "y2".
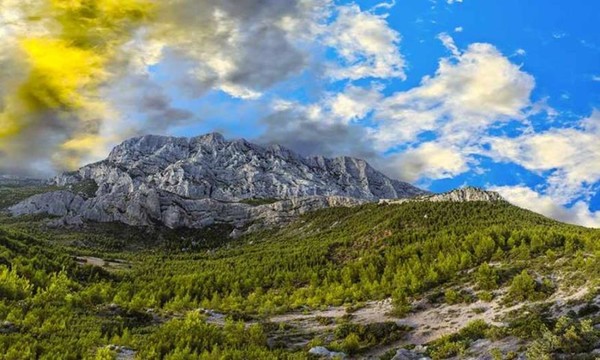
[
  {"x1": 424, "y1": 187, "x2": 504, "y2": 202},
  {"x1": 9, "y1": 133, "x2": 429, "y2": 233},
  {"x1": 58, "y1": 133, "x2": 427, "y2": 202},
  {"x1": 378, "y1": 186, "x2": 505, "y2": 206},
  {"x1": 195, "y1": 132, "x2": 226, "y2": 144}
]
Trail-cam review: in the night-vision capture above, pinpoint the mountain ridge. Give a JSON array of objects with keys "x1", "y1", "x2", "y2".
[
  {"x1": 7, "y1": 133, "x2": 424, "y2": 233},
  {"x1": 6, "y1": 133, "x2": 507, "y2": 234},
  {"x1": 54, "y1": 132, "x2": 426, "y2": 201},
  {"x1": 379, "y1": 186, "x2": 505, "y2": 205}
]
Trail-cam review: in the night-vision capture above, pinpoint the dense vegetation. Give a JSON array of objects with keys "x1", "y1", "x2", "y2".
[{"x1": 0, "y1": 186, "x2": 599, "y2": 359}]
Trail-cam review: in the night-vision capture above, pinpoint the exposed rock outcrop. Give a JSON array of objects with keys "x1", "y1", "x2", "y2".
[
  {"x1": 423, "y1": 187, "x2": 504, "y2": 202},
  {"x1": 10, "y1": 133, "x2": 420, "y2": 233},
  {"x1": 8, "y1": 134, "x2": 506, "y2": 234},
  {"x1": 391, "y1": 348, "x2": 431, "y2": 360},
  {"x1": 379, "y1": 187, "x2": 504, "y2": 205},
  {"x1": 308, "y1": 346, "x2": 347, "y2": 358},
  {"x1": 53, "y1": 133, "x2": 425, "y2": 201},
  {"x1": 10, "y1": 190, "x2": 367, "y2": 235}
]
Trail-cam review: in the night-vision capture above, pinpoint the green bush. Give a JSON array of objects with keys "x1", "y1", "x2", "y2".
[
  {"x1": 507, "y1": 270, "x2": 537, "y2": 302},
  {"x1": 475, "y1": 263, "x2": 499, "y2": 290}
]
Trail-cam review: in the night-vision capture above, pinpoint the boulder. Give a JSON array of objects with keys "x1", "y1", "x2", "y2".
[
  {"x1": 308, "y1": 346, "x2": 347, "y2": 358},
  {"x1": 391, "y1": 348, "x2": 431, "y2": 360}
]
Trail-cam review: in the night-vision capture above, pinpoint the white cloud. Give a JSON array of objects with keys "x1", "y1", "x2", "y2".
[
  {"x1": 328, "y1": 84, "x2": 384, "y2": 123},
  {"x1": 514, "y1": 48, "x2": 526, "y2": 56},
  {"x1": 592, "y1": 75, "x2": 600, "y2": 82},
  {"x1": 275, "y1": 36, "x2": 535, "y2": 182},
  {"x1": 492, "y1": 185, "x2": 600, "y2": 228},
  {"x1": 387, "y1": 142, "x2": 470, "y2": 181},
  {"x1": 115, "y1": 0, "x2": 340, "y2": 104},
  {"x1": 454, "y1": 26, "x2": 463, "y2": 33},
  {"x1": 324, "y1": 4, "x2": 406, "y2": 80},
  {"x1": 268, "y1": 83, "x2": 386, "y2": 125},
  {"x1": 487, "y1": 110, "x2": 600, "y2": 204},
  {"x1": 371, "y1": 40, "x2": 534, "y2": 152},
  {"x1": 438, "y1": 32, "x2": 460, "y2": 56},
  {"x1": 447, "y1": 0, "x2": 463, "y2": 4},
  {"x1": 372, "y1": 1, "x2": 396, "y2": 10},
  {"x1": 552, "y1": 32, "x2": 567, "y2": 39}
]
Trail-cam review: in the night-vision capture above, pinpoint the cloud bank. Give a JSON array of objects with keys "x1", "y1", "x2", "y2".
[
  {"x1": 0, "y1": 0, "x2": 327, "y2": 174},
  {"x1": 0, "y1": 1, "x2": 597, "y2": 228}
]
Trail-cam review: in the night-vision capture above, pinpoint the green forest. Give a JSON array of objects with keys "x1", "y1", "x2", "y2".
[{"x1": 0, "y1": 186, "x2": 599, "y2": 359}]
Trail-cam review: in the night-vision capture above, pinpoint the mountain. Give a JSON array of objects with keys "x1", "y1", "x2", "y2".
[
  {"x1": 1, "y1": 194, "x2": 599, "y2": 359},
  {"x1": 379, "y1": 186, "x2": 505, "y2": 205},
  {"x1": 1, "y1": 138, "x2": 598, "y2": 359},
  {"x1": 0, "y1": 175, "x2": 45, "y2": 187},
  {"x1": 57, "y1": 133, "x2": 425, "y2": 200},
  {"x1": 7, "y1": 133, "x2": 427, "y2": 233}
]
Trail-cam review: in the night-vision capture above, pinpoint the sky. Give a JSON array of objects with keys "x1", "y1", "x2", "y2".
[{"x1": 0, "y1": 0, "x2": 599, "y2": 227}]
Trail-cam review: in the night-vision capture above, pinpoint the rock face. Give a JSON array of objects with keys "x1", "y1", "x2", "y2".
[
  {"x1": 9, "y1": 133, "x2": 424, "y2": 233},
  {"x1": 421, "y1": 187, "x2": 504, "y2": 202},
  {"x1": 380, "y1": 187, "x2": 504, "y2": 205},
  {"x1": 10, "y1": 191, "x2": 367, "y2": 234},
  {"x1": 54, "y1": 133, "x2": 425, "y2": 201}
]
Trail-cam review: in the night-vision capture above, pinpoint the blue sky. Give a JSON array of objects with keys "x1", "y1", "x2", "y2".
[
  {"x1": 1, "y1": 0, "x2": 598, "y2": 226},
  {"x1": 145, "y1": 0, "x2": 599, "y2": 227}
]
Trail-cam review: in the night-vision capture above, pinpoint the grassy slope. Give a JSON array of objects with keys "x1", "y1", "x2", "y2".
[{"x1": 0, "y1": 185, "x2": 599, "y2": 358}]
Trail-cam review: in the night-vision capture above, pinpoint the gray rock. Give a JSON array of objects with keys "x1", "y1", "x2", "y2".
[
  {"x1": 391, "y1": 348, "x2": 431, "y2": 360},
  {"x1": 10, "y1": 133, "x2": 425, "y2": 233},
  {"x1": 308, "y1": 346, "x2": 346, "y2": 358},
  {"x1": 380, "y1": 187, "x2": 504, "y2": 205},
  {"x1": 54, "y1": 133, "x2": 425, "y2": 201},
  {"x1": 423, "y1": 187, "x2": 504, "y2": 202},
  {"x1": 106, "y1": 345, "x2": 136, "y2": 360},
  {"x1": 9, "y1": 190, "x2": 85, "y2": 217}
]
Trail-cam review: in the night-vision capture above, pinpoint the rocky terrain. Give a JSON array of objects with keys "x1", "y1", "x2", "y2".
[
  {"x1": 55, "y1": 133, "x2": 425, "y2": 201},
  {"x1": 10, "y1": 190, "x2": 368, "y2": 235},
  {"x1": 379, "y1": 187, "x2": 505, "y2": 205},
  {"x1": 1, "y1": 178, "x2": 598, "y2": 359},
  {"x1": 6, "y1": 133, "x2": 509, "y2": 236},
  {"x1": 8, "y1": 133, "x2": 429, "y2": 233}
]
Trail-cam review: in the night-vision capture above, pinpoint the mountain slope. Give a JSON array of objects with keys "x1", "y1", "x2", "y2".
[
  {"x1": 8, "y1": 133, "x2": 426, "y2": 231},
  {"x1": 57, "y1": 133, "x2": 425, "y2": 200},
  {"x1": 0, "y1": 199, "x2": 598, "y2": 359}
]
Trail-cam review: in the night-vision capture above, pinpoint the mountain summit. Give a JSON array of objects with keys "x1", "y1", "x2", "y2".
[
  {"x1": 57, "y1": 133, "x2": 425, "y2": 201},
  {"x1": 9, "y1": 133, "x2": 427, "y2": 232}
]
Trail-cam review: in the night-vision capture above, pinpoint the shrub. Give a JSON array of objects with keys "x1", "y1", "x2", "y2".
[
  {"x1": 507, "y1": 270, "x2": 537, "y2": 302},
  {"x1": 341, "y1": 333, "x2": 360, "y2": 354},
  {"x1": 478, "y1": 291, "x2": 494, "y2": 302},
  {"x1": 475, "y1": 263, "x2": 499, "y2": 290}
]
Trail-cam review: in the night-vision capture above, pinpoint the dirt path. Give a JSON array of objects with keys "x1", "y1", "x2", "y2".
[{"x1": 75, "y1": 256, "x2": 131, "y2": 270}]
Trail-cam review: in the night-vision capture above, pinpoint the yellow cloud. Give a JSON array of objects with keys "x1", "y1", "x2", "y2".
[
  {"x1": 58, "y1": 133, "x2": 109, "y2": 169},
  {"x1": 20, "y1": 38, "x2": 106, "y2": 109},
  {"x1": 0, "y1": 113, "x2": 21, "y2": 138},
  {"x1": 0, "y1": 0, "x2": 154, "y2": 171},
  {"x1": 51, "y1": 0, "x2": 154, "y2": 48}
]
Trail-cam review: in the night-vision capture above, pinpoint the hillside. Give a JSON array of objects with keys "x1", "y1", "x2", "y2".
[{"x1": 0, "y1": 191, "x2": 599, "y2": 359}]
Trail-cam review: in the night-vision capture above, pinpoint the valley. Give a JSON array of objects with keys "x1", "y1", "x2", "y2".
[{"x1": 1, "y1": 182, "x2": 599, "y2": 359}]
